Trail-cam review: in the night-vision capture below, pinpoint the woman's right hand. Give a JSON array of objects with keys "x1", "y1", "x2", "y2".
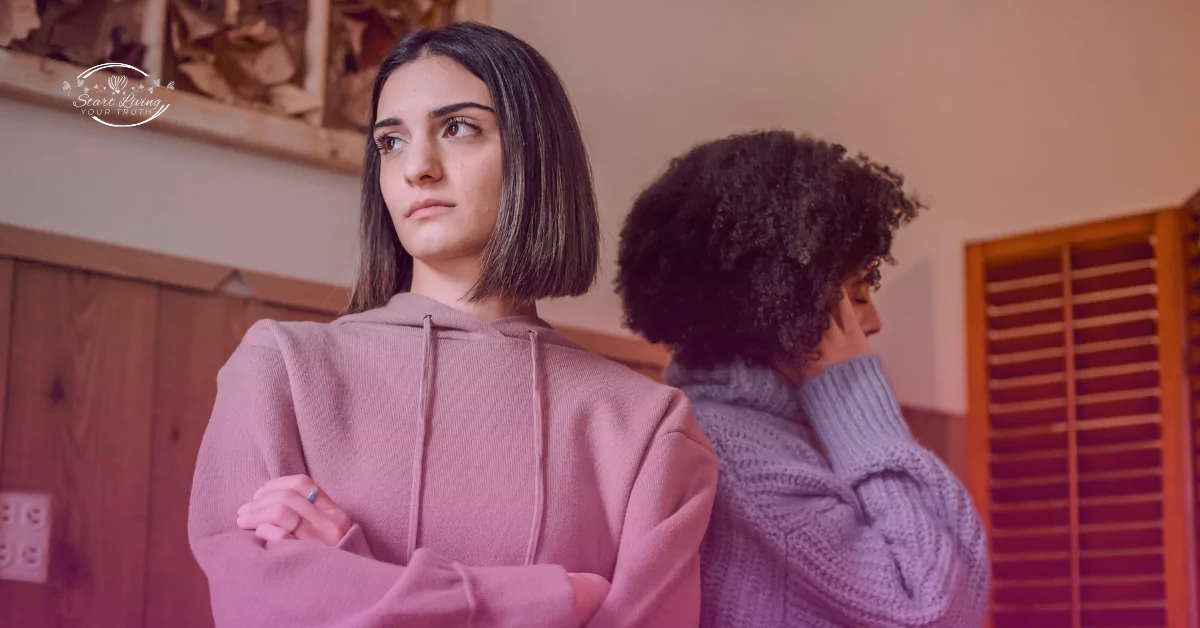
[
  {"x1": 235, "y1": 474, "x2": 353, "y2": 546},
  {"x1": 567, "y1": 572, "x2": 611, "y2": 626},
  {"x1": 238, "y1": 476, "x2": 610, "y2": 624}
]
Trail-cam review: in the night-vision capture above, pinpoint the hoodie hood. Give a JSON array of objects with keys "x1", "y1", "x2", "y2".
[
  {"x1": 333, "y1": 291, "x2": 576, "y2": 565},
  {"x1": 336, "y1": 291, "x2": 581, "y2": 349}
]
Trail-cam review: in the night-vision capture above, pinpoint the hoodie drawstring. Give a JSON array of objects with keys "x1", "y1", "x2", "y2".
[
  {"x1": 405, "y1": 317, "x2": 548, "y2": 567},
  {"x1": 525, "y1": 330, "x2": 547, "y2": 565},
  {"x1": 408, "y1": 315, "x2": 434, "y2": 562}
]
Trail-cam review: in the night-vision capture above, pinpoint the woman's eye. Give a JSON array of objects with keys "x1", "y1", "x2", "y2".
[
  {"x1": 445, "y1": 120, "x2": 479, "y2": 138},
  {"x1": 376, "y1": 135, "x2": 404, "y2": 154}
]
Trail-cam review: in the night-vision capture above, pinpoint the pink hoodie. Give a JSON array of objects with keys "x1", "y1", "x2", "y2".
[{"x1": 188, "y1": 292, "x2": 718, "y2": 627}]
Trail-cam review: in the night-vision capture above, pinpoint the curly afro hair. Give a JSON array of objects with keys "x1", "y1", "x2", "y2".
[{"x1": 616, "y1": 130, "x2": 923, "y2": 370}]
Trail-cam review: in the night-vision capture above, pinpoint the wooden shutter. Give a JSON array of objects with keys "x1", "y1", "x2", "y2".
[{"x1": 966, "y1": 210, "x2": 1193, "y2": 628}]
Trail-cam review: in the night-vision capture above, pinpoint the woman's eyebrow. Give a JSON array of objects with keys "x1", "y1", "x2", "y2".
[
  {"x1": 374, "y1": 102, "x2": 494, "y2": 129},
  {"x1": 429, "y1": 102, "x2": 495, "y2": 118}
]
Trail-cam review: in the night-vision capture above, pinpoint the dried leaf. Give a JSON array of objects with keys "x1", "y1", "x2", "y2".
[
  {"x1": 251, "y1": 40, "x2": 296, "y2": 85},
  {"x1": 0, "y1": 0, "x2": 40, "y2": 47},
  {"x1": 166, "y1": 0, "x2": 312, "y2": 115},
  {"x1": 247, "y1": 0, "x2": 307, "y2": 35},
  {"x1": 170, "y1": 13, "x2": 212, "y2": 64},
  {"x1": 48, "y1": 2, "x2": 121, "y2": 66},
  {"x1": 108, "y1": 25, "x2": 146, "y2": 66},
  {"x1": 210, "y1": 27, "x2": 295, "y2": 100},
  {"x1": 173, "y1": 0, "x2": 223, "y2": 43},
  {"x1": 338, "y1": 67, "x2": 375, "y2": 130},
  {"x1": 181, "y1": 0, "x2": 224, "y2": 25},
  {"x1": 268, "y1": 83, "x2": 321, "y2": 115},
  {"x1": 341, "y1": 17, "x2": 366, "y2": 61},
  {"x1": 179, "y1": 60, "x2": 238, "y2": 103},
  {"x1": 353, "y1": 7, "x2": 400, "y2": 69},
  {"x1": 325, "y1": 0, "x2": 462, "y2": 130},
  {"x1": 212, "y1": 43, "x2": 268, "y2": 101},
  {"x1": 227, "y1": 17, "x2": 280, "y2": 45}
]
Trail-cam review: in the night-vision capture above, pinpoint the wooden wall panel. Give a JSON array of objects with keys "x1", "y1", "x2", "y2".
[
  {"x1": 902, "y1": 406, "x2": 967, "y2": 482},
  {"x1": 142, "y1": 289, "x2": 253, "y2": 628},
  {"x1": 142, "y1": 294, "x2": 334, "y2": 627},
  {"x1": 0, "y1": 263, "x2": 158, "y2": 628}
]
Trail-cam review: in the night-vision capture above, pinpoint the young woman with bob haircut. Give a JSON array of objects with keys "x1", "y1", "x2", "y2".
[{"x1": 189, "y1": 22, "x2": 718, "y2": 628}]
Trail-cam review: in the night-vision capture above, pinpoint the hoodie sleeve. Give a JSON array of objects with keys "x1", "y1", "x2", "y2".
[
  {"x1": 768, "y1": 355, "x2": 990, "y2": 627},
  {"x1": 188, "y1": 323, "x2": 578, "y2": 628},
  {"x1": 586, "y1": 394, "x2": 719, "y2": 628}
]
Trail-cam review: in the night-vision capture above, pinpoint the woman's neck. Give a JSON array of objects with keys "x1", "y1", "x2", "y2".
[{"x1": 409, "y1": 259, "x2": 538, "y2": 322}]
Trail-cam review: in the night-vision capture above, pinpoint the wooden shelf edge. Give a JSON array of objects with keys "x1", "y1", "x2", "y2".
[
  {"x1": 555, "y1": 325, "x2": 671, "y2": 368},
  {"x1": 0, "y1": 222, "x2": 680, "y2": 362},
  {"x1": 240, "y1": 270, "x2": 350, "y2": 315},
  {"x1": 0, "y1": 222, "x2": 233, "y2": 292},
  {"x1": 0, "y1": 222, "x2": 352, "y2": 315},
  {"x1": 0, "y1": 49, "x2": 365, "y2": 175}
]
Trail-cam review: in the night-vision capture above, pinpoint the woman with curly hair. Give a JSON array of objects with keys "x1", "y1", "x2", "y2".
[{"x1": 616, "y1": 131, "x2": 989, "y2": 627}]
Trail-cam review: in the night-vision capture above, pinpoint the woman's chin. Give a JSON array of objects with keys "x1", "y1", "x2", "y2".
[{"x1": 405, "y1": 241, "x2": 487, "y2": 267}]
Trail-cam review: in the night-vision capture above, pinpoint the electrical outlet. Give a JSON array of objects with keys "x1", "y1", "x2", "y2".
[{"x1": 0, "y1": 492, "x2": 51, "y2": 584}]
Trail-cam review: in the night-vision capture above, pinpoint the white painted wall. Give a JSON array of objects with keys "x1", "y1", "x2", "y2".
[
  {"x1": 0, "y1": 97, "x2": 360, "y2": 287},
  {"x1": 2, "y1": 0, "x2": 1198, "y2": 414}
]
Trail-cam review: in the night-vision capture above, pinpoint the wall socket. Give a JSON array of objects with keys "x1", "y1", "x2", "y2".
[{"x1": 0, "y1": 492, "x2": 52, "y2": 584}]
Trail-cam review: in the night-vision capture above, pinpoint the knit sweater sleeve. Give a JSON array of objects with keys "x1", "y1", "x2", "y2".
[
  {"x1": 188, "y1": 322, "x2": 577, "y2": 628},
  {"x1": 771, "y1": 355, "x2": 990, "y2": 627}
]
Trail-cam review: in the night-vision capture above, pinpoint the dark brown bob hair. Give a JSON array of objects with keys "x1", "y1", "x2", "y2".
[{"x1": 347, "y1": 21, "x2": 598, "y2": 313}]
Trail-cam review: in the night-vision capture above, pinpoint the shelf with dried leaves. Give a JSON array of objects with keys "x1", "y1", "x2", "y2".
[{"x1": 0, "y1": 0, "x2": 491, "y2": 173}]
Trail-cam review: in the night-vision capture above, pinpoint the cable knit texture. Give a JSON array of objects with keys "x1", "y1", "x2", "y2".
[
  {"x1": 188, "y1": 292, "x2": 718, "y2": 628},
  {"x1": 665, "y1": 355, "x2": 989, "y2": 627}
]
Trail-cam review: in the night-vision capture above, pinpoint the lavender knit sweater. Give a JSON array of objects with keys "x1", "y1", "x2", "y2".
[{"x1": 666, "y1": 355, "x2": 989, "y2": 627}]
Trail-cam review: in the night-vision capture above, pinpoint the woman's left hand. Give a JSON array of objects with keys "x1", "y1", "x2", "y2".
[
  {"x1": 236, "y1": 474, "x2": 353, "y2": 546},
  {"x1": 804, "y1": 289, "x2": 873, "y2": 381}
]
